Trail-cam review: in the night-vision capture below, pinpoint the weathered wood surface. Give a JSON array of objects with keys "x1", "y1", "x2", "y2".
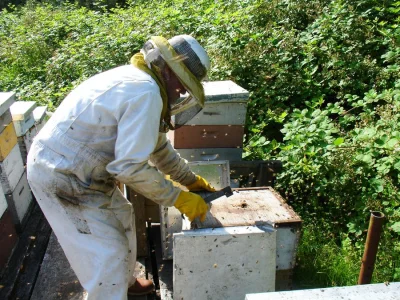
[
  {"x1": 194, "y1": 187, "x2": 301, "y2": 229},
  {"x1": 127, "y1": 187, "x2": 148, "y2": 258},
  {"x1": 151, "y1": 225, "x2": 173, "y2": 300},
  {"x1": 0, "y1": 203, "x2": 51, "y2": 300},
  {"x1": 172, "y1": 125, "x2": 244, "y2": 148}
]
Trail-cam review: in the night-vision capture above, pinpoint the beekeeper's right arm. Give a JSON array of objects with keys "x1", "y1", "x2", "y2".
[{"x1": 106, "y1": 80, "x2": 207, "y2": 220}]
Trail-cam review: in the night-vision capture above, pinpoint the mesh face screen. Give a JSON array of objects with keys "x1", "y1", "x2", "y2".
[
  {"x1": 170, "y1": 37, "x2": 207, "y2": 80},
  {"x1": 172, "y1": 104, "x2": 203, "y2": 129}
]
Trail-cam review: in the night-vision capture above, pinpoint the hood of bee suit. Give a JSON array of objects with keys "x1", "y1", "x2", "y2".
[{"x1": 141, "y1": 35, "x2": 211, "y2": 130}]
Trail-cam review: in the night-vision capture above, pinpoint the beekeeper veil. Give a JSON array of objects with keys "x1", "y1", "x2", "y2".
[{"x1": 141, "y1": 35, "x2": 210, "y2": 130}]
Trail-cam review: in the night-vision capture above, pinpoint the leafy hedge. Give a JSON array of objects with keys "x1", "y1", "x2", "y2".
[{"x1": 1, "y1": 0, "x2": 399, "y2": 286}]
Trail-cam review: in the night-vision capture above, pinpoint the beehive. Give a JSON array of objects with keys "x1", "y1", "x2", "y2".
[
  {"x1": 174, "y1": 225, "x2": 276, "y2": 300},
  {"x1": 5, "y1": 171, "x2": 33, "y2": 232},
  {"x1": 168, "y1": 80, "x2": 249, "y2": 162},
  {"x1": 10, "y1": 101, "x2": 37, "y2": 137},
  {"x1": 175, "y1": 187, "x2": 302, "y2": 292}
]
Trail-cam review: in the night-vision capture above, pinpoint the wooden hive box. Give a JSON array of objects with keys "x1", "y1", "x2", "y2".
[
  {"x1": 0, "y1": 183, "x2": 18, "y2": 270},
  {"x1": 0, "y1": 144, "x2": 25, "y2": 194},
  {"x1": 10, "y1": 101, "x2": 37, "y2": 137},
  {"x1": 0, "y1": 92, "x2": 15, "y2": 117},
  {"x1": 5, "y1": 171, "x2": 33, "y2": 232},
  {"x1": 168, "y1": 80, "x2": 249, "y2": 162},
  {"x1": 180, "y1": 187, "x2": 302, "y2": 291}
]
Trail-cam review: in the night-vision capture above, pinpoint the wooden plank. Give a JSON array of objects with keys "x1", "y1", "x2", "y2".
[
  {"x1": 0, "y1": 203, "x2": 42, "y2": 299},
  {"x1": 127, "y1": 188, "x2": 148, "y2": 257},
  {"x1": 145, "y1": 198, "x2": 160, "y2": 223},
  {"x1": 12, "y1": 211, "x2": 52, "y2": 300},
  {"x1": 151, "y1": 225, "x2": 173, "y2": 300},
  {"x1": 172, "y1": 125, "x2": 244, "y2": 148},
  {"x1": 0, "y1": 210, "x2": 18, "y2": 271}
]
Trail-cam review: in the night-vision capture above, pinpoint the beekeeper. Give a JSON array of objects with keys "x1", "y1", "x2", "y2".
[{"x1": 27, "y1": 35, "x2": 215, "y2": 299}]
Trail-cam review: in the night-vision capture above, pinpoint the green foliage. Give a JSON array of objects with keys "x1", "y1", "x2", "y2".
[{"x1": 1, "y1": 0, "x2": 399, "y2": 287}]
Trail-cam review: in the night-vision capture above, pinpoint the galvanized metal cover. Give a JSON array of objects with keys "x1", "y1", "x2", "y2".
[{"x1": 203, "y1": 80, "x2": 249, "y2": 103}]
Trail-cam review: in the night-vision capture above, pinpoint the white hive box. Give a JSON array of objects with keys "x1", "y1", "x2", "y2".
[
  {"x1": 5, "y1": 171, "x2": 33, "y2": 230},
  {"x1": 33, "y1": 105, "x2": 48, "y2": 132},
  {"x1": 0, "y1": 144, "x2": 25, "y2": 194},
  {"x1": 190, "y1": 187, "x2": 301, "y2": 291},
  {"x1": 160, "y1": 160, "x2": 230, "y2": 260},
  {"x1": 0, "y1": 110, "x2": 13, "y2": 135},
  {"x1": 172, "y1": 80, "x2": 248, "y2": 162},
  {"x1": 176, "y1": 147, "x2": 243, "y2": 162},
  {"x1": 173, "y1": 226, "x2": 276, "y2": 300},
  {"x1": 18, "y1": 125, "x2": 38, "y2": 164},
  {"x1": 10, "y1": 101, "x2": 37, "y2": 137},
  {"x1": 0, "y1": 92, "x2": 16, "y2": 117},
  {"x1": 176, "y1": 80, "x2": 249, "y2": 126},
  {"x1": 0, "y1": 183, "x2": 8, "y2": 218}
]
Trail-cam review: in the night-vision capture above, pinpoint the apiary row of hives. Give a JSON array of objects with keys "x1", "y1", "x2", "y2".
[{"x1": 0, "y1": 92, "x2": 47, "y2": 270}]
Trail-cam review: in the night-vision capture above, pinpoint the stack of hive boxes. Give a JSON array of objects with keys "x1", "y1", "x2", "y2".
[
  {"x1": 0, "y1": 92, "x2": 25, "y2": 270},
  {"x1": 0, "y1": 92, "x2": 48, "y2": 269},
  {"x1": 168, "y1": 80, "x2": 249, "y2": 162}
]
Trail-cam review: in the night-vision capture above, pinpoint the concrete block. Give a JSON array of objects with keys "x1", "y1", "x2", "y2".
[
  {"x1": 0, "y1": 122, "x2": 18, "y2": 161},
  {"x1": 0, "y1": 92, "x2": 16, "y2": 117},
  {"x1": 0, "y1": 144, "x2": 25, "y2": 194},
  {"x1": 173, "y1": 226, "x2": 276, "y2": 300},
  {"x1": 245, "y1": 282, "x2": 400, "y2": 300},
  {"x1": 5, "y1": 171, "x2": 33, "y2": 229},
  {"x1": 176, "y1": 147, "x2": 243, "y2": 162},
  {"x1": 10, "y1": 101, "x2": 37, "y2": 137}
]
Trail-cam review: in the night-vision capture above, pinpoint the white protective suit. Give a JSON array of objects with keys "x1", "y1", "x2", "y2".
[{"x1": 26, "y1": 64, "x2": 196, "y2": 300}]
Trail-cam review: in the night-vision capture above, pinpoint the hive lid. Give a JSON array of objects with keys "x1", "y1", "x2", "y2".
[
  {"x1": 33, "y1": 106, "x2": 47, "y2": 123},
  {"x1": 0, "y1": 92, "x2": 16, "y2": 117},
  {"x1": 203, "y1": 80, "x2": 249, "y2": 103},
  {"x1": 10, "y1": 101, "x2": 37, "y2": 121},
  {"x1": 193, "y1": 187, "x2": 301, "y2": 229}
]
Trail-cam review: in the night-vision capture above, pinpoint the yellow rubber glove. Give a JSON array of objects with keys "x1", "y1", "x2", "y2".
[
  {"x1": 174, "y1": 191, "x2": 208, "y2": 222},
  {"x1": 185, "y1": 175, "x2": 216, "y2": 192}
]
